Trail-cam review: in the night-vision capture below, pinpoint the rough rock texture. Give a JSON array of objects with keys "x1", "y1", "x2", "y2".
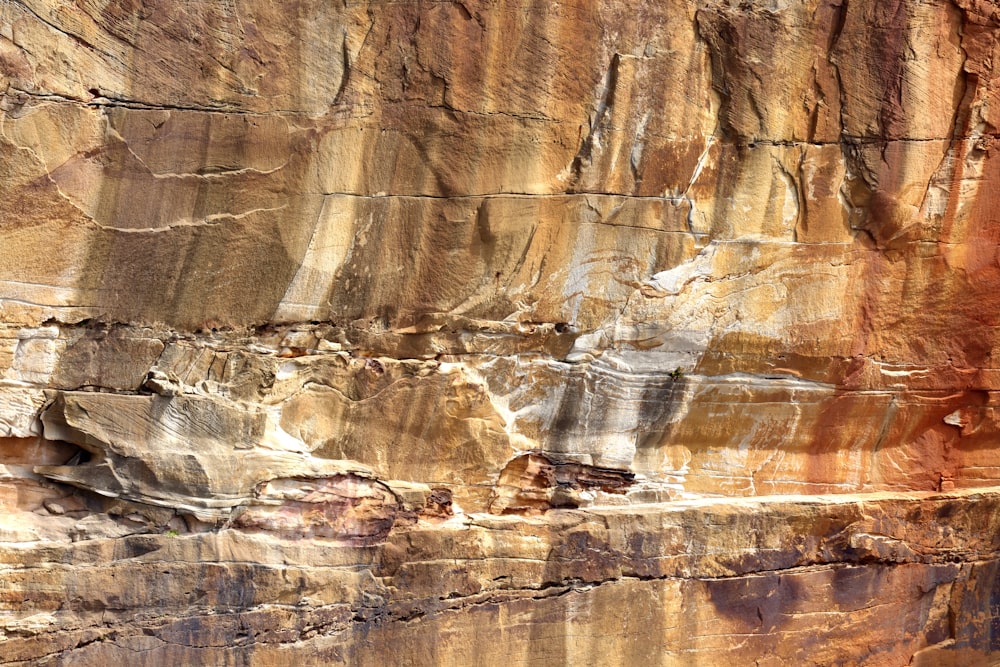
[
  {"x1": 4, "y1": 0, "x2": 1000, "y2": 663},
  {"x1": 4, "y1": 490, "x2": 1000, "y2": 665}
]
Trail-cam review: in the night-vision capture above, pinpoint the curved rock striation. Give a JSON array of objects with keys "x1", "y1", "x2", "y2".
[{"x1": 3, "y1": 0, "x2": 1000, "y2": 663}]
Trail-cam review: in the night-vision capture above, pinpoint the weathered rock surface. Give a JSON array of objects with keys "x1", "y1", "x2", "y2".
[
  {"x1": 4, "y1": 489, "x2": 1000, "y2": 665},
  {"x1": 3, "y1": 0, "x2": 1000, "y2": 663}
]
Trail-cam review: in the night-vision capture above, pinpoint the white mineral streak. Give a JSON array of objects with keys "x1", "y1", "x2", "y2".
[{"x1": 2, "y1": 0, "x2": 1000, "y2": 663}]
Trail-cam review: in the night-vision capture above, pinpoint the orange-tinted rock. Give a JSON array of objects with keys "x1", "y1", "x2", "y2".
[{"x1": 4, "y1": 0, "x2": 1000, "y2": 663}]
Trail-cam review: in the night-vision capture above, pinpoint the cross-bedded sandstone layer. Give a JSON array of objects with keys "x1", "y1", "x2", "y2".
[{"x1": 3, "y1": 0, "x2": 1000, "y2": 663}]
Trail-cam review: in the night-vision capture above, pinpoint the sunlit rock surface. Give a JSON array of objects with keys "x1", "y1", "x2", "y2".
[{"x1": 4, "y1": 0, "x2": 1000, "y2": 663}]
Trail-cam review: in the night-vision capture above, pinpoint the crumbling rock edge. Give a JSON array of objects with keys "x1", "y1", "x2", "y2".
[{"x1": 4, "y1": 487, "x2": 1000, "y2": 665}]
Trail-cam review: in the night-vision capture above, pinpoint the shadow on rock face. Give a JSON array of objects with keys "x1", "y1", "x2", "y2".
[{"x1": 488, "y1": 452, "x2": 635, "y2": 514}]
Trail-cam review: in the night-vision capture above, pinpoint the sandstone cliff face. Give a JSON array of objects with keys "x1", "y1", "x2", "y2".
[{"x1": 3, "y1": 0, "x2": 1000, "y2": 664}]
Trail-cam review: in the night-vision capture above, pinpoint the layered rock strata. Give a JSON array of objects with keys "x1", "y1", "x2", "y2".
[
  {"x1": 3, "y1": 0, "x2": 1000, "y2": 663},
  {"x1": 5, "y1": 489, "x2": 1000, "y2": 665}
]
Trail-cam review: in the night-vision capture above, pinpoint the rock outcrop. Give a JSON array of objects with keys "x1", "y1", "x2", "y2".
[{"x1": 3, "y1": 0, "x2": 1000, "y2": 663}]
